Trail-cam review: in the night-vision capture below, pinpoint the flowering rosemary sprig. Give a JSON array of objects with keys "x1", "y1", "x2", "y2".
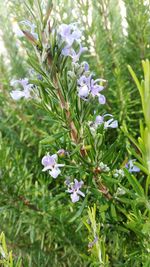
[{"x1": 10, "y1": 4, "x2": 118, "y2": 204}]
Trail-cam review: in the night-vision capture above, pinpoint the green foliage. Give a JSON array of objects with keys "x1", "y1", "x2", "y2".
[{"x1": 0, "y1": 232, "x2": 22, "y2": 267}]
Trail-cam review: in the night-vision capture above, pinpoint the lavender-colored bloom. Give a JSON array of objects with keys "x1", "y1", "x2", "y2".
[
  {"x1": 10, "y1": 78, "x2": 33, "y2": 100},
  {"x1": 15, "y1": 27, "x2": 25, "y2": 37},
  {"x1": 98, "y1": 94, "x2": 106, "y2": 104},
  {"x1": 83, "y1": 62, "x2": 89, "y2": 72},
  {"x1": 20, "y1": 20, "x2": 38, "y2": 40},
  {"x1": 95, "y1": 114, "x2": 118, "y2": 129},
  {"x1": 10, "y1": 90, "x2": 26, "y2": 100},
  {"x1": 90, "y1": 79, "x2": 104, "y2": 97},
  {"x1": 71, "y1": 45, "x2": 87, "y2": 63},
  {"x1": 67, "y1": 179, "x2": 85, "y2": 203},
  {"x1": 65, "y1": 177, "x2": 71, "y2": 186},
  {"x1": 95, "y1": 115, "x2": 104, "y2": 124},
  {"x1": 78, "y1": 75, "x2": 91, "y2": 87},
  {"x1": 10, "y1": 78, "x2": 29, "y2": 87},
  {"x1": 77, "y1": 75, "x2": 91, "y2": 99},
  {"x1": 77, "y1": 74, "x2": 106, "y2": 103},
  {"x1": 78, "y1": 84, "x2": 89, "y2": 99},
  {"x1": 58, "y1": 23, "x2": 82, "y2": 46},
  {"x1": 77, "y1": 74, "x2": 91, "y2": 99},
  {"x1": 104, "y1": 118, "x2": 118, "y2": 129},
  {"x1": 88, "y1": 236, "x2": 98, "y2": 249},
  {"x1": 62, "y1": 46, "x2": 72, "y2": 57},
  {"x1": 41, "y1": 154, "x2": 64, "y2": 178},
  {"x1": 126, "y1": 159, "x2": 140, "y2": 173},
  {"x1": 62, "y1": 44, "x2": 87, "y2": 62}
]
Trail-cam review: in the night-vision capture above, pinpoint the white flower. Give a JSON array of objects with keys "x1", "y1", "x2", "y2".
[
  {"x1": 78, "y1": 84, "x2": 89, "y2": 98},
  {"x1": 41, "y1": 154, "x2": 64, "y2": 179},
  {"x1": 10, "y1": 90, "x2": 26, "y2": 100},
  {"x1": 10, "y1": 78, "x2": 33, "y2": 100}
]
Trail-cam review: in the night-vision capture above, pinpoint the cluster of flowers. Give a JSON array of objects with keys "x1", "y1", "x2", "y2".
[
  {"x1": 58, "y1": 23, "x2": 106, "y2": 104},
  {"x1": 41, "y1": 152, "x2": 85, "y2": 203},
  {"x1": 10, "y1": 20, "x2": 140, "y2": 204}
]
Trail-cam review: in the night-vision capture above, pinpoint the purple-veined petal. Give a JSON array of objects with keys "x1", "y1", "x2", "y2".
[
  {"x1": 51, "y1": 154, "x2": 58, "y2": 161},
  {"x1": 74, "y1": 179, "x2": 83, "y2": 190},
  {"x1": 41, "y1": 154, "x2": 56, "y2": 167}
]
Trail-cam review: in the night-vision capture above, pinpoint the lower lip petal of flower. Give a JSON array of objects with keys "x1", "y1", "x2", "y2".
[
  {"x1": 10, "y1": 90, "x2": 24, "y2": 100},
  {"x1": 49, "y1": 168, "x2": 61, "y2": 178},
  {"x1": 71, "y1": 192, "x2": 80, "y2": 203}
]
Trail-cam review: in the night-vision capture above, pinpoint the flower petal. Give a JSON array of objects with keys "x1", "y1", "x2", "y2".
[
  {"x1": 10, "y1": 90, "x2": 25, "y2": 100},
  {"x1": 71, "y1": 192, "x2": 79, "y2": 203},
  {"x1": 49, "y1": 167, "x2": 61, "y2": 178},
  {"x1": 98, "y1": 94, "x2": 106, "y2": 104}
]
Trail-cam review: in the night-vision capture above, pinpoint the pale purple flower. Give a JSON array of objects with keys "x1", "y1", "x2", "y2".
[
  {"x1": 71, "y1": 45, "x2": 87, "y2": 62},
  {"x1": 78, "y1": 75, "x2": 91, "y2": 88},
  {"x1": 126, "y1": 159, "x2": 140, "y2": 173},
  {"x1": 58, "y1": 23, "x2": 82, "y2": 46},
  {"x1": 95, "y1": 114, "x2": 118, "y2": 129},
  {"x1": 14, "y1": 27, "x2": 25, "y2": 37},
  {"x1": 62, "y1": 44, "x2": 87, "y2": 62},
  {"x1": 90, "y1": 79, "x2": 104, "y2": 96},
  {"x1": 98, "y1": 94, "x2": 106, "y2": 104},
  {"x1": 83, "y1": 62, "x2": 89, "y2": 72},
  {"x1": 20, "y1": 20, "x2": 38, "y2": 40},
  {"x1": 77, "y1": 74, "x2": 105, "y2": 103},
  {"x1": 65, "y1": 177, "x2": 71, "y2": 186},
  {"x1": 10, "y1": 78, "x2": 33, "y2": 100},
  {"x1": 104, "y1": 118, "x2": 118, "y2": 128},
  {"x1": 95, "y1": 115, "x2": 104, "y2": 124},
  {"x1": 10, "y1": 78, "x2": 29, "y2": 87},
  {"x1": 41, "y1": 154, "x2": 64, "y2": 178},
  {"x1": 67, "y1": 179, "x2": 85, "y2": 203},
  {"x1": 88, "y1": 236, "x2": 98, "y2": 249},
  {"x1": 78, "y1": 84, "x2": 90, "y2": 99},
  {"x1": 62, "y1": 46, "x2": 72, "y2": 57}
]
